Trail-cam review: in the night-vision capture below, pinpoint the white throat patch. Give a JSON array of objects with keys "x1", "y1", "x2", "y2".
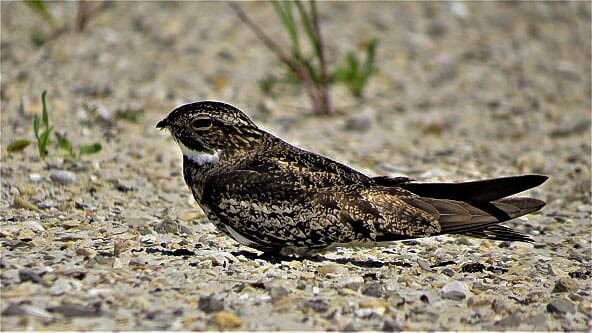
[{"x1": 177, "y1": 141, "x2": 220, "y2": 166}]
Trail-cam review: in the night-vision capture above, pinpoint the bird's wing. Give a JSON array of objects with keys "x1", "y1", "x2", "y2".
[
  {"x1": 310, "y1": 186, "x2": 442, "y2": 242},
  {"x1": 242, "y1": 143, "x2": 370, "y2": 188},
  {"x1": 203, "y1": 169, "x2": 305, "y2": 202},
  {"x1": 380, "y1": 174, "x2": 548, "y2": 202},
  {"x1": 312, "y1": 186, "x2": 544, "y2": 243},
  {"x1": 201, "y1": 170, "x2": 437, "y2": 248}
]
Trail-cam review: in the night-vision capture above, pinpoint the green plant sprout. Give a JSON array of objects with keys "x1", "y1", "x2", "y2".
[
  {"x1": 24, "y1": 1, "x2": 110, "y2": 47},
  {"x1": 33, "y1": 90, "x2": 53, "y2": 158},
  {"x1": 7, "y1": 90, "x2": 103, "y2": 158},
  {"x1": 24, "y1": 0, "x2": 56, "y2": 27},
  {"x1": 333, "y1": 38, "x2": 379, "y2": 98},
  {"x1": 230, "y1": 0, "x2": 332, "y2": 115},
  {"x1": 6, "y1": 139, "x2": 32, "y2": 153},
  {"x1": 231, "y1": 1, "x2": 380, "y2": 113}
]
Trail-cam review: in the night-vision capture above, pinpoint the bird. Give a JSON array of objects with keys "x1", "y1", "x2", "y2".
[{"x1": 157, "y1": 101, "x2": 548, "y2": 255}]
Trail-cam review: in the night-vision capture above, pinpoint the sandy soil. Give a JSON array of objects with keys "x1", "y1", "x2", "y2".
[{"x1": 1, "y1": 2, "x2": 590, "y2": 330}]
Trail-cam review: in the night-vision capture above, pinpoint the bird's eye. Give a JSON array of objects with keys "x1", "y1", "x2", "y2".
[{"x1": 191, "y1": 117, "x2": 212, "y2": 130}]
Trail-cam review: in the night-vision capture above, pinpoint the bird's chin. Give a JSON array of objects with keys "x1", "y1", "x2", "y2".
[{"x1": 174, "y1": 138, "x2": 220, "y2": 166}]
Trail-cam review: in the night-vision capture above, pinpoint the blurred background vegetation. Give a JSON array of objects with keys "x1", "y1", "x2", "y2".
[{"x1": 2, "y1": 1, "x2": 590, "y2": 166}]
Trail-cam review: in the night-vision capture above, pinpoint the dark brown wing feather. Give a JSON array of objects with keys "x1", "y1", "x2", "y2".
[
  {"x1": 393, "y1": 174, "x2": 548, "y2": 202},
  {"x1": 372, "y1": 174, "x2": 548, "y2": 242},
  {"x1": 399, "y1": 196, "x2": 545, "y2": 241},
  {"x1": 462, "y1": 225, "x2": 534, "y2": 242}
]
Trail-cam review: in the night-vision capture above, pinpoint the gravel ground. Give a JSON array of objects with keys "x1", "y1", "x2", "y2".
[{"x1": 1, "y1": 2, "x2": 591, "y2": 330}]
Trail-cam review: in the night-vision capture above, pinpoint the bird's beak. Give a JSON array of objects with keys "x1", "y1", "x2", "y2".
[{"x1": 156, "y1": 118, "x2": 169, "y2": 129}]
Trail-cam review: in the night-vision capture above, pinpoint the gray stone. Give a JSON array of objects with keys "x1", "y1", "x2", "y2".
[
  {"x1": 50, "y1": 279, "x2": 73, "y2": 296},
  {"x1": 345, "y1": 115, "x2": 372, "y2": 132},
  {"x1": 269, "y1": 286, "x2": 289, "y2": 301},
  {"x1": 18, "y1": 269, "x2": 50, "y2": 287},
  {"x1": 38, "y1": 200, "x2": 59, "y2": 209},
  {"x1": 199, "y1": 294, "x2": 224, "y2": 313},
  {"x1": 441, "y1": 268, "x2": 455, "y2": 277},
  {"x1": 495, "y1": 314, "x2": 521, "y2": 328},
  {"x1": 3, "y1": 303, "x2": 53, "y2": 320},
  {"x1": 154, "y1": 218, "x2": 180, "y2": 234},
  {"x1": 304, "y1": 299, "x2": 329, "y2": 313},
  {"x1": 441, "y1": 281, "x2": 470, "y2": 300},
  {"x1": 552, "y1": 277, "x2": 578, "y2": 293},
  {"x1": 382, "y1": 318, "x2": 401, "y2": 331},
  {"x1": 128, "y1": 258, "x2": 145, "y2": 266},
  {"x1": 547, "y1": 298, "x2": 575, "y2": 315},
  {"x1": 47, "y1": 302, "x2": 101, "y2": 317},
  {"x1": 50, "y1": 170, "x2": 77, "y2": 184},
  {"x1": 417, "y1": 258, "x2": 432, "y2": 271},
  {"x1": 362, "y1": 283, "x2": 384, "y2": 298}
]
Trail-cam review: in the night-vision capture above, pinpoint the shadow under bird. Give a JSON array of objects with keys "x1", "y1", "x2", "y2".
[{"x1": 157, "y1": 101, "x2": 548, "y2": 254}]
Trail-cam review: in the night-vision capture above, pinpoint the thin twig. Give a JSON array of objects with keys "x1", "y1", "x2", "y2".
[
  {"x1": 309, "y1": 0, "x2": 332, "y2": 114},
  {"x1": 228, "y1": 3, "x2": 298, "y2": 74},
  {"x1": 228, "y1": 1, "x2": 332, "y2": 115},
  {"x1": 76, "y1": 0, "x2": 110, "y2": 32}
]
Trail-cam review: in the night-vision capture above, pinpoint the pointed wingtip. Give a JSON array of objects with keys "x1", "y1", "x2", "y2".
[{"x1": 523, "y1": 174, "x2": 549, "y2": 187}]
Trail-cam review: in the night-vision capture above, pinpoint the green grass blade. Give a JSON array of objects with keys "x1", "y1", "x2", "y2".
[
  {"x1": 79, "y1": 143, "x2": 102, "y2": 156},
  {"x1": 25, "y1": 0, "x2": 55, "y2": 26},
  {"x1": 55, "y1": 132, "x2": 74, "y2": 156},
  {"x1": 272, "y1": 1, "x2": 300, "y2": 54},
  {"x1": 347, "y1": 52, "x2": 359, "y2": 78},
  {"x1": 33, "y1": 114, "x2": 40, "y2": 140},
  {"x1": 363, "y1": 38, "x2": 379, "y2": 77},
  {"x1": 40, "y1": 127, "x2": 52, "y2": 147},
  {"x1": 38, "y1": 127, "x2": 52, "y2": 158},
  {"x1": 294, "y1": 1, "x2": 317, "y2": 54},
  {"x1": 7, "y1": 139, "x2": 32, "y2": 153},
  {"x1": 41, "y1": 90, "x2": 49, "y2": 128}
]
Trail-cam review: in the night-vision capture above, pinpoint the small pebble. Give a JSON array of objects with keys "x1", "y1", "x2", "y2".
[
  {"x1": 362, "y1": 283, "x2": 384, "y2": 298},
  {"x1": 552, "y1": 277, "x2": 579, "y2": 293},
  {"x1": 269, "y1": 286, "x2": 288, "y2": 301},
  {"x1": 441, "y1": 281, "x2": 470, "y2": 301},
  {"x1": 211, "y1": 311, "x2": 242, "y2": 329},
  {"x1": 345, "y1": 115, "x2": 372, "y2": 132},
  {"x1": 50, "y1": 170, "x2": 77, "y2": 185},
  {"x1": 28, "y1": 173, "x2": 43, "y2": 182},
  {"x1": 417, "y1": 258, "x2": 432, "y2": 271},
  {"x1": 547, "y1": 298, "x2": 576, "y2": 315},
  {"x1": 382, "y1": 318, "x2": 401, "y2": 331},
  {"x1": 304, "y1": 299, "x2": 329, "y2": 313},
  {"x1": 199, "y1": 294, "x2": 224, "y2": 313},
  {"x1": 461, "y1": 262, "x2": 485, "y2": 273},
  {"x1": 50, "y1": 279, "x2": 73, "y2": 296},
  {"x1": 441, "y1": 268, "x2": 455, "y2": 277}
]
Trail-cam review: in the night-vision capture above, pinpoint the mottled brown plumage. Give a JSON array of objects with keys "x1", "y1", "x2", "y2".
[{"x1": 157, "y1": 101, "x2": 547, "y2": 253}]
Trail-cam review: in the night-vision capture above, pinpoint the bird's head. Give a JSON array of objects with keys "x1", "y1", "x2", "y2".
[{"x1": 157, "y1": 101, "x2": 262, "y2": 164}]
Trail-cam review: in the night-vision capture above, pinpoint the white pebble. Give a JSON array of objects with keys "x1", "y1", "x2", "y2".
[
  {"x1": 29, "y1": 173, "x2": 43, "y2": 182},
  {"x1": 50, "y1": 170, "x2": 77, "y2": 184}
]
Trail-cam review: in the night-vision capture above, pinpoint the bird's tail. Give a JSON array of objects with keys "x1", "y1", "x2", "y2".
[
  {"x1": 379, "y1": 175, "x2": 548, "y2": 242},
  {"x1": 410, "y1": 196, "x2": 545, "y2": 241}
]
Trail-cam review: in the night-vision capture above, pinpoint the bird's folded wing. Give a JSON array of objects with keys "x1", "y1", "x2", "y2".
[
  {"x1": 203, "y1": 169, "x2": 306, "y2": 201},
  {"x1": 311, "y1": 187, "x2": 441, "y2": 241},
  {"x1": 241, "y1": 148, "x2": 369, "y2": 188}
]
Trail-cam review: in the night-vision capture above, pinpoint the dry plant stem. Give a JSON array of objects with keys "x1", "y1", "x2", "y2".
[
  {"x1": 309, "y1": 1, "x2": 332, "y2": 115},
  {"x1": 229, "y1": 2, "x2": 333, "y2": 115},
  {"x1": 76, "y1": 0, "x2": 110, "y2": 32}
]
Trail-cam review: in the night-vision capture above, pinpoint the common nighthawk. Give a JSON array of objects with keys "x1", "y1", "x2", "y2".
[{"x1": 157, "y1": 101, "x2": 547, "y2": 253}]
